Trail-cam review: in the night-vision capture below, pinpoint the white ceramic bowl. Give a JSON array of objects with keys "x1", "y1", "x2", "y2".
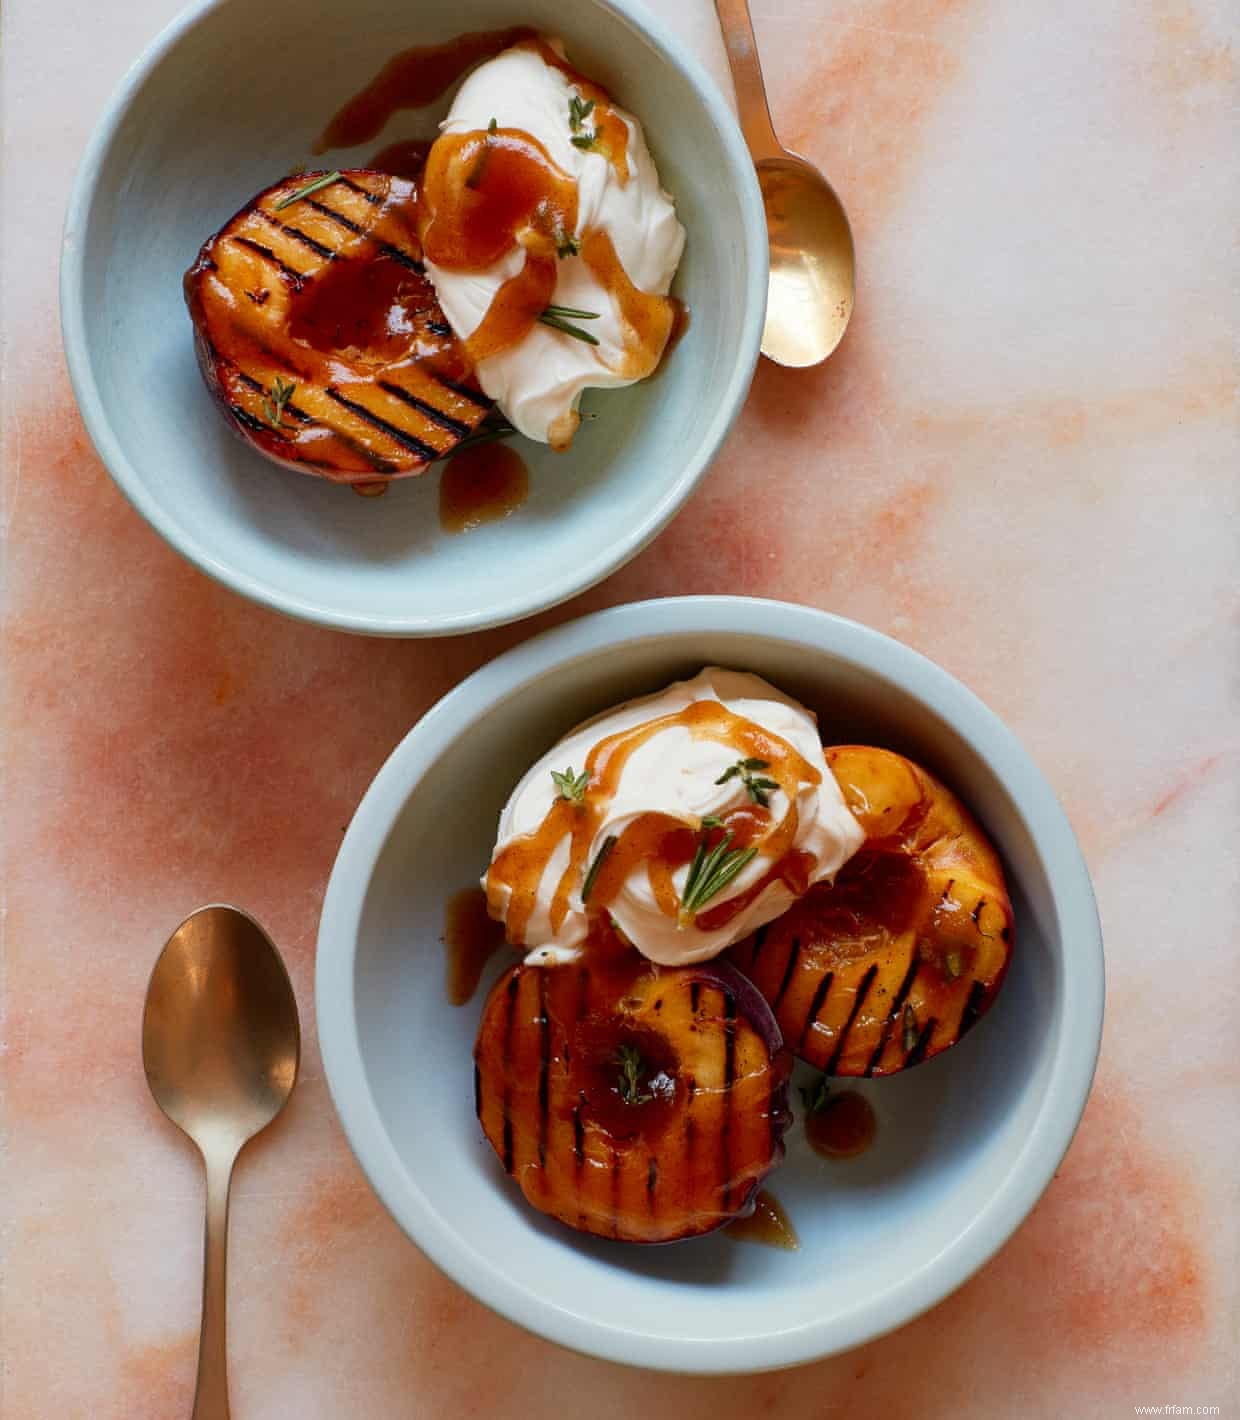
[
  {"x1": 317, "y1": 597, "x2": 1104, "y2": 1372},
  {"x1": 61, "y1": 0, "x2": 765, "y2": 635}
]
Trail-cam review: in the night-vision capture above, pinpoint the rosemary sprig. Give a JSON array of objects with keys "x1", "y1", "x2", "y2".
[
  {"x1": 716, "y1": 757, "x2": 780, "y2": 807},
  {"x1": 554, "y1": 228, "x2": 580, "y2": 259},
  {"x1": 261, "y1": 376, "x2": 297, "y2": 429},
  {"x1": 274, "y1": 171, "x2": 341, "y2": 211},
  {"x1": 615, "y1": 1044, "x2": 652, "y2": 1105},
  {"x1": 538, "y1": 304, "x2": 601, "y2": 345},
  {"x1": 551, "y1": 766, "x2": 590, "y2": 802},
  {"x1": 568, "y1": 94, "x2": 597, "y2": 150},
  {"x1": 679, "y1": 827, "x2": 757, "y2": 923},
  {"x1": 437, "y1": 415, "x2": 517, "y2": 460},
  {"x1": 581, "y1": 834, "x2": 617, "y2": 903}
]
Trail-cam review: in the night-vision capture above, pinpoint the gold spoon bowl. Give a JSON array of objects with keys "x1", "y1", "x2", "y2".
[{"x1": 716, "y1": 0, "x2": 856, "y2": 365}]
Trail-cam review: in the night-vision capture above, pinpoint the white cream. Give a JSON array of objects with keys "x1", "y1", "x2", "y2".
[
  {"x1": 424, "y1": 42, "x2": 685, "y2": 446},
  {"x1": 485, "y1": 668, "x2": 865, "y2": 967}
]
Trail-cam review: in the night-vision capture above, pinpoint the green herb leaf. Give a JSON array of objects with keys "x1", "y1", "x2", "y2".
[
  {"x1": 568, "y1": 95, "x2": 595, "y2": 132},
  {"x1": 799, "y1": 1074, "x2": 831, "y2": 1115},
  {"x1": 436, "y1": 418, "x2": 516, "y2": 460},
  {"x1": 715, "y1": 757, "x2": 779, "y2": 807},
  {"x1": 260, "y1": 375, "x2": 297, "y2": 430},
  {"x1": 901, "y1": 1003, "x2": 919, "y2": 1054},
  {"x1": 568, "y1": 94, "x2": 598, "y2": 150},
  {"x1": 551, "y1": 766, "x2": 590, "y2": 802},
  {"x1": 581, "y1": 834, "x2": 617, "y2": 903},
  {"x1": 543, "y1": 304, "x2": 600, "y2": 320},
  {"x1": 616, "y1": 1043, "x2": 652, "y2": 1105},
  {"x1": 274, "y1": 171, "x2": 342, "y2": 211},
  {"x1": 700, "y1": 814, "x2": 725, "y2": 829},
  {"x1": 488, "y1": 116, "x2": 498, "y2": 133},
  {"x1": 679, "y1": 826, "x2": 758, "y2": 921},
  {"x1": 537, "y1": 311, "x2": 600, "y2": 345}
]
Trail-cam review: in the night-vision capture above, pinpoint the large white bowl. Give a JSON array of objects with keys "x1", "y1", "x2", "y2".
[
  {"x1": 316, "y1": 597, "x2": 1105, "y2": 1372},
  {"x1": 61, "y1": 0, "x2": 765, "y2": 635}
]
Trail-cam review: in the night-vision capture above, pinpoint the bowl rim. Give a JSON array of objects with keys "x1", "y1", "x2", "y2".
[
  {"x1": 58, "y1": 0, "x2": 768, "y2": 637},
  {"x1": 316, "y1": 595, "x2": 1106, "y2": 1372}
]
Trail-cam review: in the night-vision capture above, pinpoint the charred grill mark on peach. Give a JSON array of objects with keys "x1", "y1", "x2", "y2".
[
  {"x1": 229, "y1": 369, "x2": 400, "y2": 466},
  {"x1": 536, "y1": 970, "x2": 550, "y2": 1168},
  {"x1": 684, "y1": 1072, "x2": 697, "y2": 1165},
  {"x1": 338, "y1": 174, "x2": 382, "y2": 204},
  {"x1": 689, "y1": 981, "x2": 701, "y2": 1014},
  {"x1": 971, "y1": 898, "x2": 985, "y2": 925},
  {"x1": 500, "y1": 969, "x2": 519, "y2": 1174},
  {"x1": 864, "y1": 959, "x2": 920, "y2": 1077},
  {"x1": 721, "y1": 988, "x2": 737, "y2": 1210},
  {"x1": 377, "y1": 380, "x2": 474, "y2": 437},
  {"x1": 646, "y1": 1157, "x2": 658, "y2": 1206},
  {"x1": 229, "y1": 404, "x2": 272, "y2": 435},
  {"x1": 303, "y1": 197, "x2": 427, "y2": 268},
  {"x1": 798, "y1": 969, "x2": 835, "y2": 1054},
  {"x1": 824, "y1": 964, "x2": 877, "y2": 1074},
  {"x1": 960, "y1": 980, "x2": 987, "y2": 1036},
  {"x1": 572, "y1": 1101, "x2": 585, "y2": 1167},
  {"x1": 305, "y1": 198, "x2": 367, "y2": 235},
  {"x1": 771, "y1": 936, "x2": 801, "y2": 1013},
  {"x1": 323, "y1": 387, "x2": 441, "y2": 461},
  {"x1": 427, "y1": 318, "x2": 453, "y2": 337},
  {"x1": 372, "y1": 242, "x2": 424, "y2": 272},
  {"x1": 252, "y1": 207, "x2": 339, "y2": 261},
  {"x1": 748, "y1": 923, "x2": 770, "y2": 967},
  {"x1": 434, "y1": 374, "x2": 492, "y2": 410},
  {"x1": 232, "y1": 236, "x2": 306, "y2": 288},
  {"x1": 473, "y1": 1062, "x2": 482, "y2": 1120},
  {"x1": 501, "y1": 1117, "x2": 514, "y2": 1175}
]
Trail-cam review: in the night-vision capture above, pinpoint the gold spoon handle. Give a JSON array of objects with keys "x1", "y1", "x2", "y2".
[
  {"x1": 192, "y1": 1148, "x2": 237, "y2": 1420},
  {"x1": 714, "y1": 0, "x2": 781, "y2": 159}
]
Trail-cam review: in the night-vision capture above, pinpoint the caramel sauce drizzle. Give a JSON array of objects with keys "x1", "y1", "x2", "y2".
[
  {"x1": 313, "y1": 27, "x2": 537, "y2": 152},
  {"x1": 485, "y1": 701, "x2": 822, "y2": 944},
  {"x1": 580, "y1": 229, "x2": 675, "y2": 380}
]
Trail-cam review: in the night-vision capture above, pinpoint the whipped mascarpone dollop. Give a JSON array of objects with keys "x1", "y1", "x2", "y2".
[
  {"x1": 483, "y1": 669, "x2": 865, "y2": 967},
  {"x1": 422, "y1": 40, "x2": 685, "y2": 447}
]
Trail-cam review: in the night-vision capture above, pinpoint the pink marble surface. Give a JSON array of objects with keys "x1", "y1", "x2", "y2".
[{"x1": 3, "y1": 0, "x2": 1238, "y2": 1414}]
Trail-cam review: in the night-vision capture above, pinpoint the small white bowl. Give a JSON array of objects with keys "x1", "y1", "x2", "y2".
[
  {"x1": 61, "y1": 0, "x2": 765, "y2": 635},
  {"x1": 316, "y1": 597, "x2": 1104, "y2": 1372}
]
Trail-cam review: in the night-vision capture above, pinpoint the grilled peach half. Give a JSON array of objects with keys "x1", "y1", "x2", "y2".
[
  {"x1": 474, "y1": 956, "x2": 791, "y2": 1244},
  {"x1": 730, "y1": 746, "x2": 1013, "y2": 1076},
  {"x1": 184, "y1": 169, "x2": 492, "y2": 484}
]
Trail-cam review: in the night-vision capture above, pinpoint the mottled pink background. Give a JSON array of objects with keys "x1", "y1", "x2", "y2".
[{"x1": 2, "y1": 0, "x2": 1237, "y2": 1415}]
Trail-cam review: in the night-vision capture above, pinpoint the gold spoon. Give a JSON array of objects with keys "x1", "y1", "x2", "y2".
[
  {"x1": 715, "y1": 0, "x2": 856, "y2": 365},
  {"x1": 143, "y1": 906, "x2": 300, "y2": 1420}
]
